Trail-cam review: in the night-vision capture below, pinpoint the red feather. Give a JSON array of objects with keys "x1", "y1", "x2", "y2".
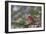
[
  {"x1": 25, "y1": 16, "x2": 33, "y2": 24},
  {"x1": 27, "y1": 16, "x2": 32, "y2": 21}
]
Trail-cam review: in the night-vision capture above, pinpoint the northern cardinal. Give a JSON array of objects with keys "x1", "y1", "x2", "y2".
[{"x1": 25, "y1": 16, "x2": 33, "y2": 24}]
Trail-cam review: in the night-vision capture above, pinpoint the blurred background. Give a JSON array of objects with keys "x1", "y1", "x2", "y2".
[{"x1": 11, "y1": 5, "x2": 41, "y2": 29}]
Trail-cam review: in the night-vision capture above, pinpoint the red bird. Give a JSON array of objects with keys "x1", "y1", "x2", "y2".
[{"x1": 26, "y1": 16, "x2": 33, "y2": 24}]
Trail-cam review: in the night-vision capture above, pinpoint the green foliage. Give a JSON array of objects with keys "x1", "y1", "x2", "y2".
[{"x1": 11, "y1": 6, "x2": 41, "y2": 28}]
